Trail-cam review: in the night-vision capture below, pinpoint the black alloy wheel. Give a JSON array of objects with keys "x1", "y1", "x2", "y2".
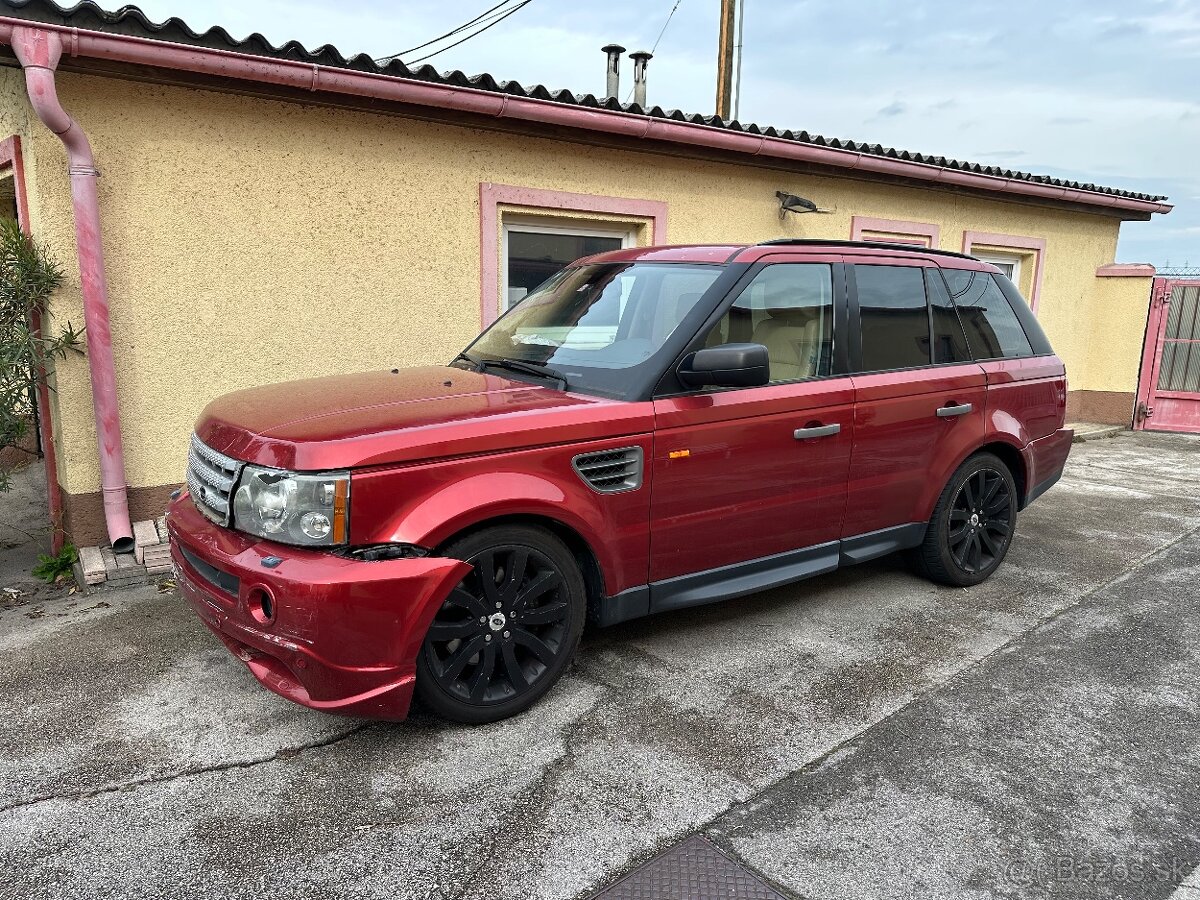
[
  {"x1": 910, "y1": 452, "x2": 1018, "y2": 587},
  {"x1": 947, "y1": 467, "x2": 1014, "y2": 575},
  {"x1": 416, "y1": 525, "x2": 585, "y2": 723}
]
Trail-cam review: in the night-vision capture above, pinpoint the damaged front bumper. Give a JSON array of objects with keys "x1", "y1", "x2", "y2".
[{"x1": 165, "y1": 494, "x2": 470, "y2": 721}]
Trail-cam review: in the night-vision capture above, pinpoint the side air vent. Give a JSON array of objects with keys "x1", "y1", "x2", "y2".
[{"x1": 572, "y1": 446, "x2": 644, "y2": 493}]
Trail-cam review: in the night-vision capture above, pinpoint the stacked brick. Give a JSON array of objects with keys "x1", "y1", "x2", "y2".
[{"x1": 75, "y1": 516, "x2": 174, "y2": 588}]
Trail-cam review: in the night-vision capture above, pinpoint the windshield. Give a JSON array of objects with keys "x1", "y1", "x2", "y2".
[{"x1": 463, "y1": 262, "x2": 723, "y2": 398}]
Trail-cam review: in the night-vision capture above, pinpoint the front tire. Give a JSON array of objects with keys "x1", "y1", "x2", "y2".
[
  {"x1": 910, "y1": 452, "x2": 1018, "y2": 587},
  {"x1": 415, "y1": 525, "x2": 585, "y2": 724}
]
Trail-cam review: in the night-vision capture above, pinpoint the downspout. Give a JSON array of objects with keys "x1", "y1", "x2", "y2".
[{"x1": 10, "y1": 26, "x2": 133, "y2": 553}]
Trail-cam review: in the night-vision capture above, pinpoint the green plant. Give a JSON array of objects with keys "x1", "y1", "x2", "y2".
[
  {"x1": 33, "y1": 542, "x2": 77, "y2": 584},
  {"x1": 0, "y1": 217, "x2": 80, "y2": 492}
]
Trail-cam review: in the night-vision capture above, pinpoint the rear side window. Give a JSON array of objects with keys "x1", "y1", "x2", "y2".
[
  {"x1": 943, "y1": 270, "x2": 1034, "y2": 360},
  {"x1": 925, "y1": 269, "x2": 972, "y2": 364},
  {"x1": 854, "y1": 265, "x2": 930, "y2": 371}
]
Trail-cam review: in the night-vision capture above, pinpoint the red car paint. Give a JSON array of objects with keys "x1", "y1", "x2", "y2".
[{"x1": 167, "y1": 240, "x2": 1071, "y2": 721}]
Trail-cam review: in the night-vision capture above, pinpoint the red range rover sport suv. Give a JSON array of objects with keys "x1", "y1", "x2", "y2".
[{"x1": 167, "y1": 240, "x2": 1073, "y2": 723}]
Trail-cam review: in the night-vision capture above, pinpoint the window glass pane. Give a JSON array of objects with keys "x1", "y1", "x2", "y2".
[
  {"x1": 943, "y1": 270, "x2": 1034, "y2": 360},
  {"x1": 705, "y1": 264, "x2": 833, "y2": 382},
  {"x1": 506, "y1": 230, "x2": 624, "y2": 306},
  {"x1": 926, "y1": 269, "x2": 971, "y2": 364},
  {"x1": 855, "y1": 265, "x2": 930, "y2": 371}
]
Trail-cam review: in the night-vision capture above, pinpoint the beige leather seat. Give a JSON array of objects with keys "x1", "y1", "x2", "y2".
[{"x1": 752, "y1": 310, "x2": 820, "y2": 381}]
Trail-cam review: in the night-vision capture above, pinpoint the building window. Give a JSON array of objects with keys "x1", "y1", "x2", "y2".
[
  {"x1": 850, "y1": 215, "x2": 940, "y2": 249},
  {"x1": 502, "y1": 221, "x2": 633, "y2": 309},
  {"x1": 479, "y1": 184, "x2": 669, "y2": 327},
  {"x1": 975, "y1": 252, "x2": 1022, "y2": 285},
  {"x1": 962, "y1": 231, "x2": 1046, "y2": 315}
]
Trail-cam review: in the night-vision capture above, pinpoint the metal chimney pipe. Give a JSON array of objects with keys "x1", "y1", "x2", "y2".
[
  {"x1": 629, "y1": 50, "x2": 652, "y2": 108},
  {"x1": 601, "y1": 43, "x2": 625, "y2": 100}
]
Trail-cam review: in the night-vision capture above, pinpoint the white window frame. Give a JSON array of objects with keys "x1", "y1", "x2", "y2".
[
  {"x1": 975, "y1": 252, "x2": 1023, "y2": 286},
  {"x1": 500, "y1": 220, "x2": 635, "y2": 312}
]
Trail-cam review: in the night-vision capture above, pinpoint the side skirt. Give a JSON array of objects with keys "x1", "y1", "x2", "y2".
[{"x1": 599, "y1": 523, "x2": 927, "y2": 627}]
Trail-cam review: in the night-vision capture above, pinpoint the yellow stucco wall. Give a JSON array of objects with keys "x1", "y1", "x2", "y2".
[
  {"x1": 2, "y1": 70, "x2": 1154, "y2": 495},
  {"x1": 1085, "y1": 276, "x2": 1155, "y2": 394}
]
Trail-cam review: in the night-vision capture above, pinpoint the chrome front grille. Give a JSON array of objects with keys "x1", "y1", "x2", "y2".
[
  {"x1": 572, "y1": 446, "x2": 644, "y2": 493},
  {"x1": 187, "y1": 434, "x2": 242, "y2": 525}
]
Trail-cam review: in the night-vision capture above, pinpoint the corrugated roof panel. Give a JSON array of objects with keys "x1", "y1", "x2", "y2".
[{"x1": 0, "y1": 0, "x2": 1168, "y2": 204}]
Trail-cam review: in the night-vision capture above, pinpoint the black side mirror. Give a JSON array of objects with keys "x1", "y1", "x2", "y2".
[{"x1": 679, "y1": 342, "x2": 770, "y2": 388}]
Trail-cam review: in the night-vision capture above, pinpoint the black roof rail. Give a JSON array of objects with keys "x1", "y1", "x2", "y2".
[{"x1": 756, "y1": 238, "x2": 979, "y2": 261}]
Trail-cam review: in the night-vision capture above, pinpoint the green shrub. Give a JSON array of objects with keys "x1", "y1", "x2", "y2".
[{"x1": 0, "y1": 218, "x2": 79, "y2": 492}]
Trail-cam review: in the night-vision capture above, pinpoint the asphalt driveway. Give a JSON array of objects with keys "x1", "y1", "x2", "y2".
[{"x1": 2, "y1": 430, "x2": 1200, "y2": 899}]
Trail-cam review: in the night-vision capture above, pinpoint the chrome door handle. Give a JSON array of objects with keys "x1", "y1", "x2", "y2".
[
  {"x1": 794, "y1": 423, "x2": 841, "y2": 440},
  {"x1": 936, "y1": 403, "x2": 973, "y2": 418}
]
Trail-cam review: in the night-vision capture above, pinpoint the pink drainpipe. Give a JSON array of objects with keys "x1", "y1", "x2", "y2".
[{"x1": 10, "y1": 26, "x2": 133, "y2": 553}]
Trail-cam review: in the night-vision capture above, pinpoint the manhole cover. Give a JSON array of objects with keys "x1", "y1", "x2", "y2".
[{"x1": 589, "y1": 834, "x2": 789, "y2": 899}]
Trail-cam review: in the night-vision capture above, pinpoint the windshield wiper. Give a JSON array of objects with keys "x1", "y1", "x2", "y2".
[
  {"x1": 451, "y1": 351, "x2": 484, "y2": 372},
  {"x1": 479, "y1": 357, "x2": 569, "y2": 390}
]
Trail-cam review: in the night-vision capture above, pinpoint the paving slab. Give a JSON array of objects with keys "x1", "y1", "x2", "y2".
[{"x1": 711, "y1": 526, "x2": 1200, "y2": 899}]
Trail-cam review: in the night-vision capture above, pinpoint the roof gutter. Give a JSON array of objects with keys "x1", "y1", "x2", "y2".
[
  {"x1": 7, "y1": 25, "x2": 133, "y2": 554},
  {"x1": 0, "y1": 18, "x2": 1174, "y2": 217}
]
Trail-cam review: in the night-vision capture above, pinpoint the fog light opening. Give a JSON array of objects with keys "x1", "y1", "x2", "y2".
[{"x1": 247, "y1": 587, "x2": 276, "y2": 625}]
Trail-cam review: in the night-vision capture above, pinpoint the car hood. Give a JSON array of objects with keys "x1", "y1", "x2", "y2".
[{"x1": 195, "y1": 366, "x2": 652, "y2": 470}]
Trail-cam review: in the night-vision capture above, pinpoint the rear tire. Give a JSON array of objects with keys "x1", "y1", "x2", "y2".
[
  {"x1": 909, "y1": 452, "x2": 1018, "y2": 587},
  {"x1": 416, "y1": 524, "x2": 585, "y2": 724}
]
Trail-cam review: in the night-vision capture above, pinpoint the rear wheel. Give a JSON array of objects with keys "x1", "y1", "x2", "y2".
[
  {"x1": 910, "y1": 452, "x2": 1018, "y2": 587},
  {"x1": 415, "y1": 525, "x2": 585, "y2": 724}
]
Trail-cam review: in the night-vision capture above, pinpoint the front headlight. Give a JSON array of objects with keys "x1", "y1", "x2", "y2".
[{"x1": 231, "y1": 465, "x2": 350, "y2": 547}]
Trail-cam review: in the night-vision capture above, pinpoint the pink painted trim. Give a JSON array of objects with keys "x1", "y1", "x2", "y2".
[
  {"x1": 1135, "y1": 279, "x2": 1173, "y2": 430},
  {"x1": 479, "y1": 183, "x2": 668, "y2": 327},
  {"x1": 850, "y1": 216, "x2": 939, "y2": 248},
  {"x1": 1096, "y1": 263, "x2": 1156, "y2": 278},
  {"x1": 0, "y1": 20, "x2": 1172, "y2": 217},
  {"x1": 962, "y1": 230, "x2": 1047, "y2": 315}
]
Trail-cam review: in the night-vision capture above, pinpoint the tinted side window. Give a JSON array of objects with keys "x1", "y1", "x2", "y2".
[
  {"x1": 926, "y1": 269, "x2": 972, "y2": 364},
  {"x1": 704, "y1": 264, "x2": 833, "y2": 382},
  {"x1": 854, "y1": 265, "x2": 930, "y2": 371},
  {"x1": 944, "y1": 270, "x2": 1034, "y2": 359}
]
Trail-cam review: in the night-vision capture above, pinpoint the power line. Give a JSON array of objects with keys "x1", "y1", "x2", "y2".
[
  {"x1": 624, "y1": 0, "x2": 683, "y2": 103},
  {"x1": 374, "y1": 0, "x2": 526, "y2": 65},
  {"x1": 406, "y1": 0, "x2": 534, "y2": 66},
  {"x1": 649, "y1": 0, "x2": 684, "y2": 56}
]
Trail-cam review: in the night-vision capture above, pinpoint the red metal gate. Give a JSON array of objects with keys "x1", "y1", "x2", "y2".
[{"x1": 1136, "y1": 278, "x2": 1200, "y2": 433}]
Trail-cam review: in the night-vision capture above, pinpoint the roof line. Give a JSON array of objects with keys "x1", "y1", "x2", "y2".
[{"x1": 0, "y1": 3, "x2": 1172, "y2": 216}]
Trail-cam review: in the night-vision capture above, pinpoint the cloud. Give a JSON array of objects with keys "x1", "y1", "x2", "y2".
[{"x1": 875, "y1": 101, "x2": 906, "y2": 118}]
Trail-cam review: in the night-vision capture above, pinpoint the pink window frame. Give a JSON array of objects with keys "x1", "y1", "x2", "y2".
[
  {"x1": 962, "y1": 230, "x2": 1047, "y2": 315},
  {"x1": 479, "y1": 183, "x2": 668, "y2": 327},
  {"x1": 850, "y1": 215, "x2": 940, "y2": 249}
]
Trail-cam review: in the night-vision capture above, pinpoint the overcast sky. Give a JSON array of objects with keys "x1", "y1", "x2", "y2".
[{"x1": 130, "y1": 0, "x2": 1199, "y2": 268}]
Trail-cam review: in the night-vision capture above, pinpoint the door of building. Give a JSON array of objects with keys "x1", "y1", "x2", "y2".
[{"x1": 1136, "y1": 278, "x2": 1200, "y2": 434}]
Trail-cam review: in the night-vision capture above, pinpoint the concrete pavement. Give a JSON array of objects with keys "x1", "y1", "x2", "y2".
[{"x1": 1, "y1": 431, "x2": 1199, "y2": 899}]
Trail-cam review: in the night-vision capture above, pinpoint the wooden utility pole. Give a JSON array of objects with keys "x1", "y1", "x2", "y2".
[{"x1": 716, "y1": 0, "x2": 736, "y2": 119}]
